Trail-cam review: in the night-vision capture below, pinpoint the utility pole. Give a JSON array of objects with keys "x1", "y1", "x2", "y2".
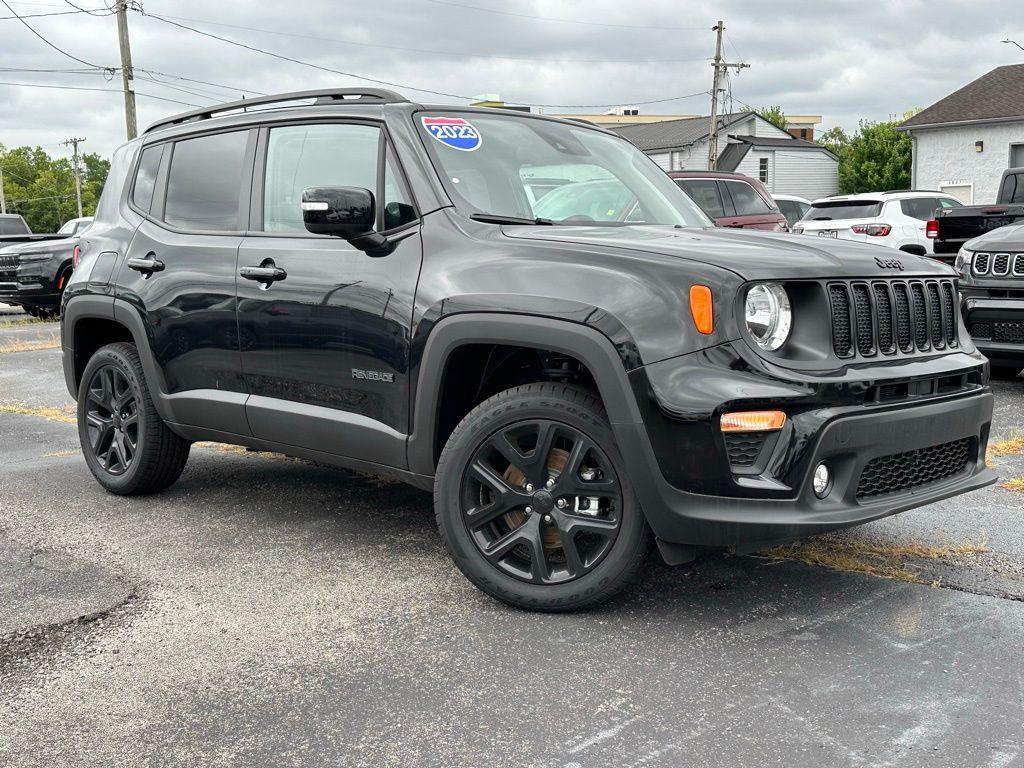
[
  {"x1": 116, "y1": 0, "x2": 138, "y2": 139},
  {"x1": 707, "y1": 21, "x2": 749, "y2": 170},
  {"x1": 0, "y1": 166, "x2": 6, "y2": 214},
  {"x1": 63, "y1": 137, "x2": 86, "y2": 218}
]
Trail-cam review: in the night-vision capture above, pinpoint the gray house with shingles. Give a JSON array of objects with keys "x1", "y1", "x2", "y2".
[
  {"x1": 899, "y1": 64, "x2": 1024, "y2": 204},
  {"x1": 611, "y1": 111, "x2": 839, "y2": 199}
]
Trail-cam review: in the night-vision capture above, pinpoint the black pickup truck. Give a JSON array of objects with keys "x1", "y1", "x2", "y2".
[
  {"x1": 930, "y1": 167, "x2": 1024, "y2": 261},
  {"x1": 0, "y1": 216, "x2": 92, "y2": 317}
]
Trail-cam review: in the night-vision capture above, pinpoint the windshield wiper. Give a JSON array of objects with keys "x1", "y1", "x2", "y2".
[{"x1": 470, "y1": 213, "x2": 555, "y2": 226}]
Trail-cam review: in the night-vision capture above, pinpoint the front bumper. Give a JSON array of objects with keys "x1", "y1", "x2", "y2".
[
  {"x1": 618, "y1": 345, "x2": 996, "y2": 551},
  {"x1": 0, "y1": 265, "x2": 60, "y2": 309},
  {"x1": 961, "y1": 293, "x2": 1024, "y2": 365}
]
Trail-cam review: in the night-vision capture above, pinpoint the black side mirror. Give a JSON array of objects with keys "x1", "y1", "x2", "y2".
[{"x1": 301, "y1": 186, "x2": 390, "y2": 255}]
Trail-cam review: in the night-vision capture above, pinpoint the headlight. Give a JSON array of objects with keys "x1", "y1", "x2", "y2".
[
  {"x1": 744, "y1": 283, "x2": 792, "y2": 351},
  {"x1": 17, "y1": 251, "x2": 51, "y2": 262},
  {"x1": 954, "y1": 247, "x2": 973, "y2": 276}
]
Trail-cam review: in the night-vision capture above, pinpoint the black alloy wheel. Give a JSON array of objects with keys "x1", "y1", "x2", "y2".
[
  {"x1": 461, "y1": 418, "x2": 624, "y2": 585},
  {"x1": 84, "y1": 364, "x2": 140, "y2": 475}
]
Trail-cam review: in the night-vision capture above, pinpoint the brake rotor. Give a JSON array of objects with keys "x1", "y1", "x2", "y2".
[{"x1": 503, "y1": 447, "x2": 569, "y2": 551}]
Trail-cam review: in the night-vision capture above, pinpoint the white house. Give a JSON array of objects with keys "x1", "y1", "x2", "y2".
[
  {"x1": 611, "y1": 111, "x2": 839, "y2": 199},
  {"x1": 900, "y1": 64, "x2": 1024, "y2": 204}
]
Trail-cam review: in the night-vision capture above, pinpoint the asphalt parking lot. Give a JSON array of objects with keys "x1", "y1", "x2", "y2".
[{"x1": 1, "y1": 307, "x2": 1023, "y2": 768}]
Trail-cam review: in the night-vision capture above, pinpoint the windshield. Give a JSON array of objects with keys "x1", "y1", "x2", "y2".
[
  {"x1": 417, "y1": 111, "x2": 711, "y2": 226},
  {"x1": 802, "y1": 200, "x2": 882, "y2": 221}
]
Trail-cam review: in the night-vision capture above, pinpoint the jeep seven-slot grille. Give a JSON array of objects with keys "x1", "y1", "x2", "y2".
[
  {"x1": 828, "y1": 280, "x2": 958, "y2": 359},
  {"x1": 972, "y1": 252, "x2": 1024, "y2": 277},
  {"x1": 857, "y1": 438, "x2": 972, "y2": 499}
]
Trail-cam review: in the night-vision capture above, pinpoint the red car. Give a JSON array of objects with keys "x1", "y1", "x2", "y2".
[{"x1": 669, "y1": 171, "x2": 788, "y2": 231}]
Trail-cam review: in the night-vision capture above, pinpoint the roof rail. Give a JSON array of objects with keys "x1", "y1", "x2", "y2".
[{"x1": 144, "y1": 88, "x2": 408, "y2": 134}]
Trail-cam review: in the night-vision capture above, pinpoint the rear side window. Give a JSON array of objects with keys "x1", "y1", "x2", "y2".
[
  {"x1": 676, "y1": 179, "x2": 725, "y2": 218},
  {"x1": 805, "y1": 200, "x2": 882, "y2": 220},
  {"x1": 132, "y1": 144, "x2": 163, "y2": 214},
  {"x1": 164, "y1": 131, "x2": 249, "y2": 231},
  {"x1": 723, "y1": 180, "x2": 772, "y2": 215},
  {"x1": 899, "y1": 197, "x2": 941, "y2": 221}
]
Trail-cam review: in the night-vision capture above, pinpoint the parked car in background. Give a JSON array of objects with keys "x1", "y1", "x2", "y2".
[
  {"x1": 955, "y1": 222, "x2": 1024, "y2": 379},
  {"x1": 929, "y1": 168, "x2": 1024, "y2": 263},
  {"x1": 793, "y1": 191, "x2": 963, "y2": 255},
  {"x1": 669, "y1": 171, "x2": 787, "y2": 231},
  {"x1": 0, "y1": 216, "x2": 93, "y2": 318},
  {"x1": 773, "y1": 194, "x2": 811, "y2": 227}
]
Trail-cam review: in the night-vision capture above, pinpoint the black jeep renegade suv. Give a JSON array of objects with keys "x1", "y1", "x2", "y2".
[{"x1": 62, "y1": 89, "x2": 995, "y2": 611}]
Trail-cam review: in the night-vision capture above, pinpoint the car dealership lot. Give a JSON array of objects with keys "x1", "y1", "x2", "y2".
[{"x1": 1, "y1": 313, "x2": 1023, "y2": 767}]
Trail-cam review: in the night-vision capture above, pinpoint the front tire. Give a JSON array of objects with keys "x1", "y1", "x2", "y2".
[
  {"x1": 990, "y1": 365, "x2": 1022, "y2": 380},
  {"x1": 77, "y1": 342, "x2": 191, "y2": 495},
  {"x1": 435, "y1": 383, "x2": 651, "y2": 612}
]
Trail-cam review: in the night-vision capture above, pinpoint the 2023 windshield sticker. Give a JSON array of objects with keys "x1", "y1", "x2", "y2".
[{"x1": 421, "y1": 116, "x2": 482, "y2": 152}]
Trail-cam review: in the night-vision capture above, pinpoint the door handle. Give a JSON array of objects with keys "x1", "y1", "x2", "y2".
[
  {"x1": 239, "y1": 265, "x2": 287, "y2": 283},
  {"x1": 127, "y1": 255, "x2": 165, "y2": 275}
]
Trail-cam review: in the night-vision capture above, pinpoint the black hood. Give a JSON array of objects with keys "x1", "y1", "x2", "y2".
[
  {"x1": 966, "y1": 223, "x2": 1024, "y2": 251},
  {"x1": 503, "y1": 225, "x2": 955, "y2": 281}
]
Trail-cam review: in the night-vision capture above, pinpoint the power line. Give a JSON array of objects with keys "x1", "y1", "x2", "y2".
[
  {"x1": 0, "y1": 0, "x2": 110, "y2": 70},
  {"x1": 423, "y1": 0, "x2": 708, "y2": 31},
  {"x1": 0, "y1": 79, "x2": 201, "y2": 106},
  {"x1": 152, "y1": 12, "x2": 711, "y2": 65},
  {"x1": 0, "y1": 6, "x2": 102, "y2": 18},
  {"x1": 137, "y1": 10, "x2": 713, "y2": 109}
]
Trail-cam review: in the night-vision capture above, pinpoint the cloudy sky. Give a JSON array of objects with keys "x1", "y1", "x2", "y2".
[{"x1": 2, "y1": 0, "x2": 1023, "y2": 160}]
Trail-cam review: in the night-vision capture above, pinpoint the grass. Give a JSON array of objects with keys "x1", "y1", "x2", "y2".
[
  {"x1": 764, "y1": 535, "x2": 990, "y2": 583},
  {"x1": 1002, "y1": 477, "x2": 1024, "y2": 492},
  {"x1": 0, "y1": 401, "x2": 75, "y2": 423},
  {"x1": 0, "y1": 315, "x2": 54, "y2": 327},
  {"x1": 988, "y1": 432, "x2": 1024, "y2": 460},
  {"x1": 0, "y1": 332, "x2": 61, "y2": 354}
]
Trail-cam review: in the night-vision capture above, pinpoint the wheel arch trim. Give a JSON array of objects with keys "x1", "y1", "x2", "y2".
[{"x1": 406, "y1": 313, "x2": 647, "y2": 476}]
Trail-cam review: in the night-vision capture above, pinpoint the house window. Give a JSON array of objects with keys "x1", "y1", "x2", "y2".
[
  {"x1": 800, "y1": 129, "x2": 808, "y2": 140},
  {"x1": 759, "y1": 157, "x2": 769, "y2": 184}
]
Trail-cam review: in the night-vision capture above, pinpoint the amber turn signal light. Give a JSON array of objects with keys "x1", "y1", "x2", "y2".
[
  {"x1": 720, "y1": 410, "x2": 787, "y2": 433},
  {"x1": 689, "y1": 284, "x2": 713, "y2": 334}
]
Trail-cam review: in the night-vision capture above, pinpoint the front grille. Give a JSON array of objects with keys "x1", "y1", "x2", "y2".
[
  {"x1": 829, "y1": 279, "x2": 958, "y2": 359},
  {"x1": 857, "y1": 438, "x2": 972, "y2": 499},
  {"x1": 725, "y1": 433, "x2": 765, "y2": 467},
  {"x1": 973, "y1": 252, "x2": 1024, "y2": 278},
  {"x1": 0, "y1": 252, "x2": 17, "y2": 280},
  {"x1": 993, "y1": 322, "x2": 1024, "y2": 344}
]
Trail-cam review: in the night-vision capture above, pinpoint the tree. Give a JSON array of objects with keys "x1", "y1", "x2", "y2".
[
  {"x1": 0, "y1": 144, "x2": 109, "y2": 232},
  {"x1": 820, "y1": 110, "x2": 921, "y2": 194},
  {"x1": 743, "y1": 105, "x2": 787, "y2": 131}
]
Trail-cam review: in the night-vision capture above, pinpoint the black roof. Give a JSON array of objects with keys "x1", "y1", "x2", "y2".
[
  {"x1": 715, "y1": 134, "x2": 837, "y2": 171},
  {"x1": 900, "y1": 64, "x2": 1024, "y2": 129}
]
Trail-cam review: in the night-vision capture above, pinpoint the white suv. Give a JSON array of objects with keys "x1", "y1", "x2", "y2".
[{"x1": 793, "y1": 191, "x2": 963, "y2": 255}]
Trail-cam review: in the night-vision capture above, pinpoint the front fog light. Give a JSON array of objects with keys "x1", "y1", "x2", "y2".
[{"x1": 812, "y1": 463, "x2": 831, "y2": 498}]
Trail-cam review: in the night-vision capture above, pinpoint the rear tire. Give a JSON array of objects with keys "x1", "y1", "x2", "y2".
[
  {"x1": 77, "y1": 342, "x2": 191, "y2": 495},
  {"x1": 434, "y1": 383, "x2": 652, "y2": 612}
]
